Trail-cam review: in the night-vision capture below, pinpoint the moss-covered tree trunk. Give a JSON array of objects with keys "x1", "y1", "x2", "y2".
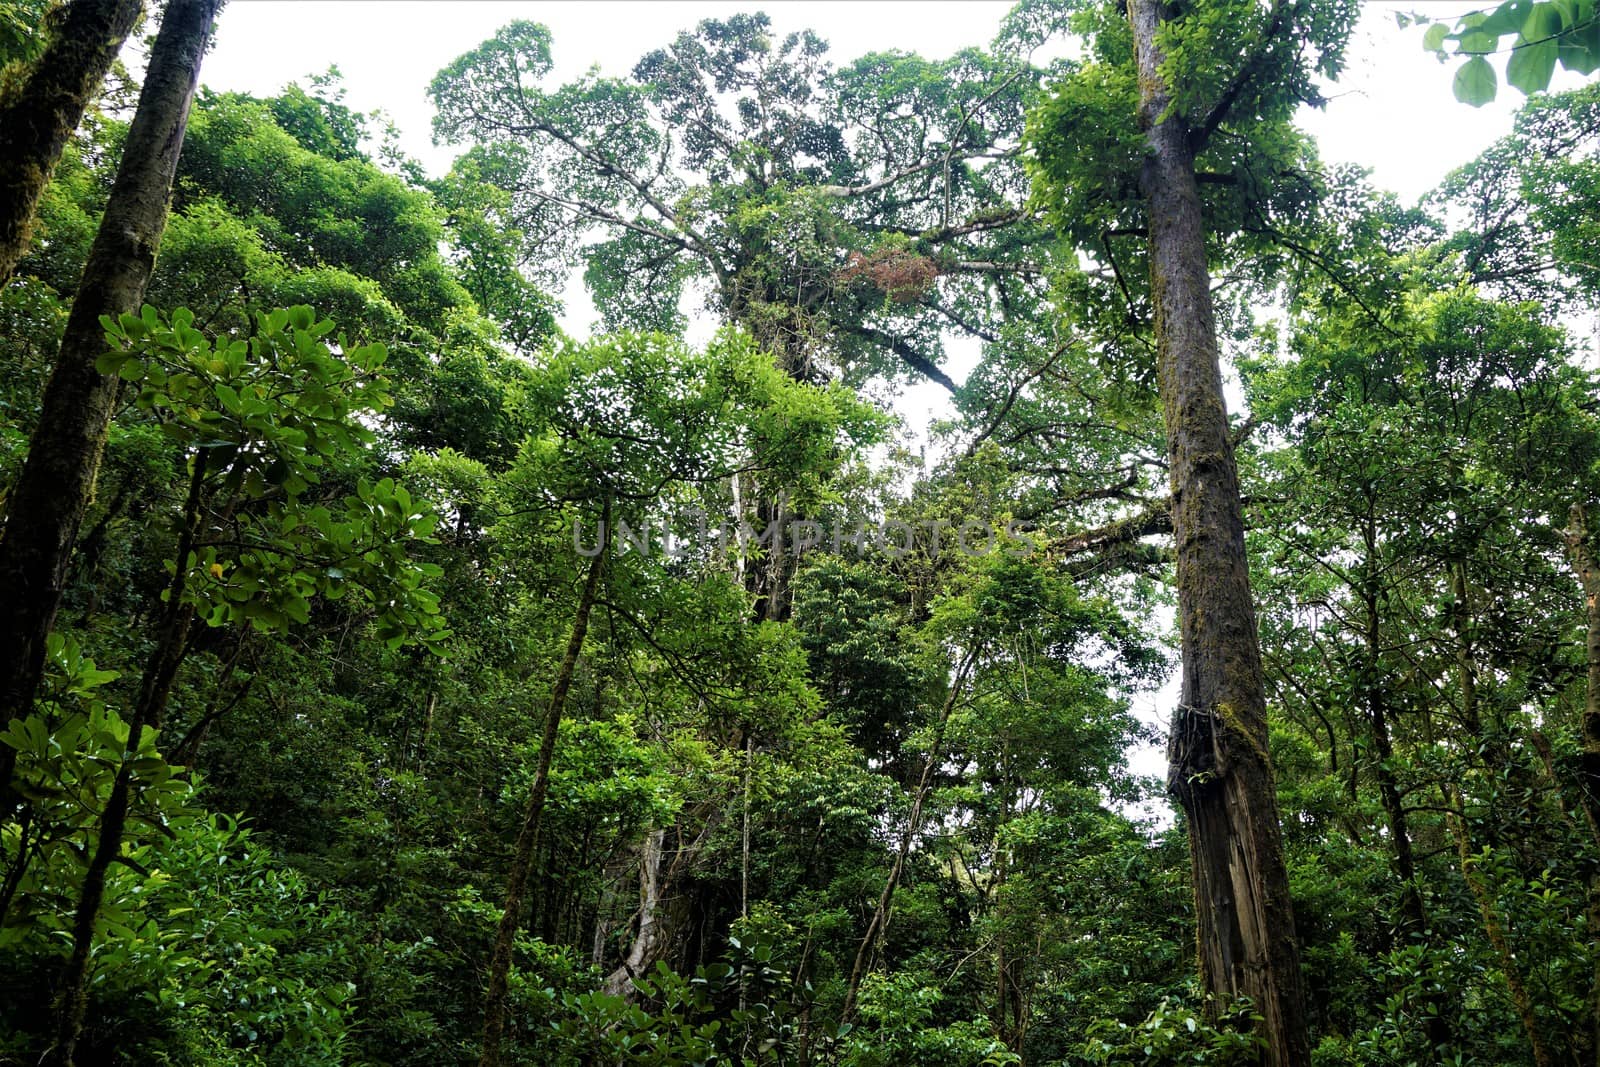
[
  {"x1": 0, "y1": 0, "x2": 219, "y2": 797},
  {"x1": 1565, "y1": 504, "x2": 1600, "y2": 830},
  {"x1": 0, "y1": 0, "x2": 144, "y2": 287},
  {"x1": 1126, "y1": 2, "x2": 1309, "y2": 1064}
]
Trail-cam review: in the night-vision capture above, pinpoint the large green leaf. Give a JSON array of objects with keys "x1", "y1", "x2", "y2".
[
  {"x1": 1558, "y1": 15, "x2": 1600, "y2": 71},
  {"x1": 1521, "y1": 1, "x2": 1565, "y2": 40},
  {"x1": 1507, "y1": 37, "x2": 1560, "y2": 90},
  {"x1": 1454, "y1": 55, "x2": 1500, "y2": 104}
]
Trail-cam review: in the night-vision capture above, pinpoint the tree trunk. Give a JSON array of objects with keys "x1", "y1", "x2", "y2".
[
  {"x1": 479, "y1": 510, "x2": 607, "y2": 1067},
  {"x1": 604, "y1": 828, "x2": 667, "y2": 996},
  {"x1": 842, "y1": 647, "x2": 976, "y2": 1022},
  {"x1": 601, "y1": 801, "x2": 725, "y2": 998},
  {"x1": 1126, "y1": 3, "x2": 1309, "y2": 1064},
  {"x1": 0, "y1": 0, "x2": 144, "y2": 287},
  {"x1": 1446, "y1": 562, "x2": 1556, "y2": 1067},
  {"x1": 0, "y1": 0, "x2": 220, "y2": 797},
  {"x1": 1359, "y1": 574, "x2": 1426, "y2": 941},
  {"x1": 49, "y1": 449, "x2": 206, "y2": 1066},
  {"x1": 1564, "y1": 504, "x2": 1600, "y2": 830}
]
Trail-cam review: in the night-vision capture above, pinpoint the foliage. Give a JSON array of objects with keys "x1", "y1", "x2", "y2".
[
  {"x1": 4, "y1": 4, "x2": 1600, "y2": 1065},
  {"x1": 1414, "y1": 0, "x2": 1600, "y2": 106}
]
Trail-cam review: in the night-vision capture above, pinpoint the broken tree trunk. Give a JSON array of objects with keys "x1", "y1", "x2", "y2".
[{"x1": 1126, "y1": 2, "x2": 1309, "y2": 1063}]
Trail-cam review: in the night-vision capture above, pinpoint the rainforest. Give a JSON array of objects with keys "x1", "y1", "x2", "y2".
[{"x1": 2, "y1": 0, "x2": 1600, "y2": 1064}]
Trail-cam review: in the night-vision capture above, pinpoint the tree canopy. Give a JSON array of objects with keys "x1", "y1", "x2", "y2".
[{"x1": 1, "y1": 2, "x2": 1600, "y2": 1065}]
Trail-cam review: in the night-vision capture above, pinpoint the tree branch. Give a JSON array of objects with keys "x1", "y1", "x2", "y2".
[{"x1": 856, "y1": 326, "x2": 960, "y2": 394}]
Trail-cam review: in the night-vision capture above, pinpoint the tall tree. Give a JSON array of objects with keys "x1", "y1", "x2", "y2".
[
  {"x1": 0, "y1": 0, "x2": 221, "y2": 786},
  {"x1": 1124, "y1": 4, "x2": 1306, "y2": 1060},
  {"x1": 1026, "y1": 0, "x2": 1362, "y2": 1060},
  {"x1": 0, "y1": 0, "x2": 143, "y2": 287}
]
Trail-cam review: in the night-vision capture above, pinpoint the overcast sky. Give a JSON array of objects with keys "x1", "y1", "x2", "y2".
[{"x1": 204, "y1": 1, "x2": 1567, "y2": 202}]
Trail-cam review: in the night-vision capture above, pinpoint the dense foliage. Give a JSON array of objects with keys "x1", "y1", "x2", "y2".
[{"x1": 2, "y1": 2, "x2": 1599, "y2": 1065}]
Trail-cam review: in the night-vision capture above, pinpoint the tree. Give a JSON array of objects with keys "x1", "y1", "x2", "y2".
[
  {"x1": 0, "y1": 0, "x2": 143, "y2": 287},
  {"x1": 476, "y1": 329, "x2": 881, "y2": 1064},
  {"x1": 429, "y1": 15, "x2": 1053, "y2": 389},
  {"x1": 0, "y1": 0, "x2": 221, "y2": 789},
  {"x1": 1026, "y1": 1, "x2": 1364, "y2": 1061},
  {"x1": 47, "y1": 304, "x2": 445, "y2": 1065}
]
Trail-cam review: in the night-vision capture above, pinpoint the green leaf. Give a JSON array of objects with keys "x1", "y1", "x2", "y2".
[
  {"x1": 1479, "y1": 0, "x2": 1535, "y2": 35},
  {"x1": 1424, "y1": 22, "x2": 1450, "y2": 50},
  {"x1": 1506, "y1": 36, "x2": 1559, "y2": 90},
  {"x1": 1453, "y1": 55, "x2": 1499, "y2": 104},
  {"x1": 1558, "y1": 16, "x2": 1600, "y2": 70},
  {"x1": 1522, "y1": 1, "x2": 1565, "y2": 39}
]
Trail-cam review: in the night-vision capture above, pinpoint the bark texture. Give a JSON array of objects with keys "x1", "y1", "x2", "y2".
[
  {"x1": 479, "y1": 510, "x2": 606, "y2": 1067},
  {"x1": 0, "y1": 0, "x2": 219, "y2": 795},
  {"x1": 600, "y1": 800, "x2": 725, "y2": 998},
  {"x1": 1565, "y1": 503, "x2": 1600, "y2": 830},
  {"x1": 1126, "y1": 3, "x2": 1309, "y2": 1064},
  {"x1": 0, "y1": 0, "x2": 144, "y2": 287}
]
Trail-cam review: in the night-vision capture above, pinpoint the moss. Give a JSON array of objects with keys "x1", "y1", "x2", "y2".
[{"x1": 1214, "y1": 700, "x2": 1270, "y2": 767}]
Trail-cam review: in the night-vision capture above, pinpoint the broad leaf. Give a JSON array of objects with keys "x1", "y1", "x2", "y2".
[
  {"x1": 1506, "y1": 37, "x2": 1559, "y2": 90},
  {"x1": 1454, "y1": 54, "x2": 1499, "y2": 104}
]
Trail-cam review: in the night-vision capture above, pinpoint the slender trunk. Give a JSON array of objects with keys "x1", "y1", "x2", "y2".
[
  {"x1": 479, "y1": 507, "x2": 607, "y2": 1067},
  {"x1": 1443, "y1": 791, "x2": 1554, "y2": 1067},
  {"x1": 591, "y1": 867, "x2": 619, "y2": 966},
  {"x1": 738, "y1": 732, "x2": 753, "y2": 1025},
  {"x1": 0, "y1": 804, "x2": 36, "y2": 921},
  {"x1": 1360, "y1": 581, "x2": 1425, "y2": 939},
  {"x1": 0, "y1": 0, "x2": 220, "y2": 796},
  {"x1": 0, "y1": 0, "x2": 144, "y2": 287},
  {"x1": 49, "y1": 449, "x2": 206, "y2": 1066},
  {"x1": 1446, "y1": 562, "x2": 1555, "y2": 1067},
  {"x1": 1126, "y1": 4, "x2": 1308, "y2": 1063},
  {"x1": 841, "y1": 647, "x2": 976, "y2": 1022}
]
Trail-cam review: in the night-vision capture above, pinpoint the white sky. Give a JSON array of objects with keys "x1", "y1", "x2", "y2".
[
  {"x1": 199, "y1": 1, "x2": 1587, "y2": 796},
  {"x1": 203, "y1": 1, "x2": 1567, "y2": 203}
]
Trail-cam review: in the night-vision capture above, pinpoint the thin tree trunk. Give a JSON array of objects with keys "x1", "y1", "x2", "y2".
[
  {"x1": 738, "y1": 731, "x2": 752, "y2": 1025},
  {"x1": 479, "y1": 506, "x2": 607, "y2": 1067},
  {"x1": 1446, "y1": 562, "x2": 1555, "y2": 1067},
  {"x1": 0, "y1": 0, "x2": 144, "y2": 287},
  {"x1": 841, "y1": 647, "x2": 977, "y2": 1022},
  {"x1": 1126, "y1": 4, "x2": 1308, "y2": 1063},
  {"x1": 49, "y1": 449, "x2": 206, "y2": 1066},
  {"x1": 0, "y1": 0, "x2": 220, "y2": 798},
  {"x1": 1359, "y1": 576, "x2": 1426, "y2": 940}
]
